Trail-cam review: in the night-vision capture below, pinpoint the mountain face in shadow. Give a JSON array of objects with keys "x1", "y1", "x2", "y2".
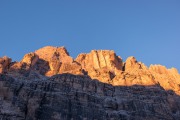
[
  {"x1": 0, "y1": 46, "x2": 180, "y2": 120},
  {"x1": 1, "y1": 74, "x2": 180, "y2": 120}
]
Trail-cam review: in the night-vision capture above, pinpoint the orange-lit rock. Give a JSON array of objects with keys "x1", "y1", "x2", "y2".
[
  {"x1": 112, "y1": 56, "x2": 156, "y2": 87},
  {"x1": 75, "y1": 50, "x2": 123, "y2": 83},
  {"x1": 0, "y1": 56, "x2": 11, "y2": 73},
  {"x1": 21, "y1": 52, "x2": 39, "y2": 66},
  {"x1": 149, "y1": 65, "x2": 180, "y2": 94},
  {"x1": 76, "y1": 50, "x2": 123, "y2": 71},
  {"x1": 124, "y1": 56, "x2": 148, "y2": 72},
  {"x1": 2, "y1": 46, "x2": 180, "y2": 95},
  {"x1": 35, "y1": 46, "x2": 73, "y2": 63},
  {"x1": 34, "y1": 46, "x2": 81, "y2": 76}
]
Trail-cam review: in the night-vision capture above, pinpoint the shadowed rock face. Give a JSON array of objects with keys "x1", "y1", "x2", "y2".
[
  {"x1": 0, "y1": 74, "x2": 180, "y2": 120},
  {"x1": 0, "y1": 46, "x2": 180, "y2": 120}
]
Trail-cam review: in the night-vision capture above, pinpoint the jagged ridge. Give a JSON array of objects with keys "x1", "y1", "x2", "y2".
[
  {"x1": 1, "y1": 46, "x2": 180, "y2": 94},
  {"x1": 1, "y1": 46, "x2": 180, "y2": 119}
]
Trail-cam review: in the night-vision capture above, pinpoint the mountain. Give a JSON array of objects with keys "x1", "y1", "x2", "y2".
[{"x1": 0, "y1": 46, "x2": 180, "y2": 120}]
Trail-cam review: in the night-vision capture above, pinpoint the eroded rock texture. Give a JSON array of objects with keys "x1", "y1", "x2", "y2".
[
  {"x1": 0, "y1": 46, "x2": 180, "y2": 120},
  {"x1": 0, "y1": 56, "x2": 11, "y2": 74},
  {"x1": 1, "y1": 74, "x2": 180, "y2": 120}
]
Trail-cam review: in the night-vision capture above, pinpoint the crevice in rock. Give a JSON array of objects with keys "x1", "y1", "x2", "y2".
[{"x1": 122, "y1": 63, "x2": 126, "y2": 71}]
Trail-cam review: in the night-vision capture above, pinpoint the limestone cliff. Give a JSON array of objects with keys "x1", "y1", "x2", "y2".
[{"x1": 0, "y1": 46, "x2": 180, "y2": 120}]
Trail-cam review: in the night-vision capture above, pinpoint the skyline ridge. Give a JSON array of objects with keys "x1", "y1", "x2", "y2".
[{"x1": 1, "y1": 45, "x2": 179, "y2": 72}]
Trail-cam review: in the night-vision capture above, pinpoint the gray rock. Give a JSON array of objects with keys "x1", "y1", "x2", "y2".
[{"x1": 0, "y1": 73, "x2": 180, "y2": 120}]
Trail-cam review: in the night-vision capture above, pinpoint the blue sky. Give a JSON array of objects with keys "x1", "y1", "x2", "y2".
[{"x1": 0, "y1": 1, "x2": 180, "y2": 71}]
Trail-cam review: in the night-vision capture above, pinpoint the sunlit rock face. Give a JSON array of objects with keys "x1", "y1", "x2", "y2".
[
  {"x1": 35, "y1": 46, "x2": 72, "y2": 62},
  {"x1": 35, "y1": 46, "x2": 82, "y2": 76},
  {"x1": 75, "y1": 50, "x2": 123, "y2": 83},
  {"x1": 112, "y1": 56, "x2": 156, "y2": 86},
  {"x1": 149, "y1": 65, "x2": 180, "y2": 94},
  {"x1": 76, "y1": 50, "x2": 123, "y2": 71},
  {"x1": 21, "y1": 52, "x2": 39, "y2": 67},
  {"x1": 1, "y1": 46, "x2": 180, "y2": 120}
]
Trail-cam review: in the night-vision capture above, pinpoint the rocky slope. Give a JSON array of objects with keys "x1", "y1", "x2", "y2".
[{"x1": 0, "y1": 46, "x2": 180, "y2": 120}]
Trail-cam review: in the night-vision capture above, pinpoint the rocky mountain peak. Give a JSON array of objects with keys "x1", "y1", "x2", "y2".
[
  {"x1": 21, "y1": 52, "x2": 39, "y2": 66},
  {"x1": 76, "y1": 49, "x2": 123, "y2": 71},
  {"x1": 35, "y1": 46, "x2": 72, "y2": 62},
  {"x1": 1, "y1": 46, "x2": 179, "y2": 94},
  {"x1": 2, "y1": 46, "x2": 180, "y2": 95},
  {"x1": 1, "y1": 46, "x2": 180, "y2": 119}
]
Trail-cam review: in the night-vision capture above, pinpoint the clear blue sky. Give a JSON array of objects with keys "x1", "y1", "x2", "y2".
[{"x1": 0, "y1": 1, "x2": 180, "y2": 71}]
